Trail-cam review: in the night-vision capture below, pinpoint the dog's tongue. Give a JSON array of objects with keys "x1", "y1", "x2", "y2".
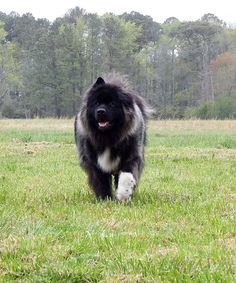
[{"x1": 98, "y1": 121, "x2": 109, "y2": 128}]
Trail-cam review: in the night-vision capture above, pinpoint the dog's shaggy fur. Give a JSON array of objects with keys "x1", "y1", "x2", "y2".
[{"x1": 74, "y1": 76, "x2": 152, "y2": 201}]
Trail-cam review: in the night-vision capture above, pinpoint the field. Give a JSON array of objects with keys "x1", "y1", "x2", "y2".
[{"x1": 0, "y1": 119, "x2": 236, "y2": 282}]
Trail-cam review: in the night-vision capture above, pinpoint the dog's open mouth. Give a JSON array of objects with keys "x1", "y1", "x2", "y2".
[{"x1": 98, "y1": 121, "x2": 110, "y2": 129}]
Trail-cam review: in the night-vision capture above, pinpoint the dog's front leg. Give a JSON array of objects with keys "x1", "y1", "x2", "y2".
[
  {"x1": 87, "y1": 168, "x2": 112, "y2": 200},
  {"x1": 115, "y1": 172, "x2": 136, "y2": 202},
  {"x1": 115, "y1": 155, "x2": 144, "y2": 202}
]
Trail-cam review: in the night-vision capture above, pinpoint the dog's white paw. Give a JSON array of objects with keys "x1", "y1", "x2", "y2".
[{"x1": 116, "y1": 172, "x2": 136, "y2": 202}]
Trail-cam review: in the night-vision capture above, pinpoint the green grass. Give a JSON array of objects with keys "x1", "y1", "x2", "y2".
[{"x1": 0, "y1": 119, "x2": 235, "y2": 282}]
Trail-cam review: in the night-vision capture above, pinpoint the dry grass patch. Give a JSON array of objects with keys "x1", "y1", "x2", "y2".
[
  {"x1": 0, "y1": 118, "x2": 73, "y2": 129},
  {"x1": 149, "y1": 119, "x2": 236, "y2": 130}
]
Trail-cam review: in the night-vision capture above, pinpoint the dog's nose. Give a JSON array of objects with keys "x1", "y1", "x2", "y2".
[{"x1": 97, "y1": 108, "x2": 106, "y2": 116}]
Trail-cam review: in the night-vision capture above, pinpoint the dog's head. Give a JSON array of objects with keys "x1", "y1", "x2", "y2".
[{"x1": 86, "y1": 77, "x2": 134, "y2": 132}]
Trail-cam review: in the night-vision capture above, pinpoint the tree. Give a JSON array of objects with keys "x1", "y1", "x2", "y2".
[
  {"x1": 101, "y1": 14, "x2": 141, "y2": 74},
  {"x1": 85, "y1": 13, "x2": 103, "y2": 83},
  {"x1": 0, "y1": 21, "x2": 21, "y2": 117},
  {"x1": 176, "y1": 20, "x2": 224, "y2": 103},
  {"x1": 0, "y1": 8, "x2": 236, "y2": 119},
  {"x1": 121, "y1": 11, "x2": 161, "y2": 49},
  {"x1": 55, "y1": 16, "x2": 89, "y2": 115},
  {"x1": 210, "y1": 52, "x2": 236, "y2": 98}
]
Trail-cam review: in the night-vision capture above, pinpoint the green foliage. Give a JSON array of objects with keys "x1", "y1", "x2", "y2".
[
  {"x1": 214, "y1": 96, "x2": 236, "y2": 119},
  {"x1": 0, "y1": 9, "x2": 236, "y2": 118},
  {"x1": 0, "y1": 21, "x2": 21, "y2": 114},
  {"x1": 172, "y1": 90, "x2": 191, "y2": 118},
  {"x1": 0, "y1": 20, "x2": 7, "y2": 39},
  {"x1": 2, "y1": 104, "x2": 15, "y2": 118},
  {"x1": 193, "y1": 96, "x2": 236, "y2": 119},
  {"x1": 121, "y1": 11, "x2": 162, "y2": 48},
  {"x1": 193, "y1": 101, "x2": 215, "y2": 119},
  {"x1": 102, "y1": 14, "x2": 141, "y2": 72}
]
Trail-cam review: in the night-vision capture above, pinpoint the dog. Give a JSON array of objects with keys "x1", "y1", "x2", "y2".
[{"x1": 74, "y1": 76, "x2": 152, "y2": 201}]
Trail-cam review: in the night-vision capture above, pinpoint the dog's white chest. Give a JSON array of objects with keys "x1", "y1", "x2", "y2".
[{"x1": 97, "y1": 148, "x2": 120, "y2": 173}]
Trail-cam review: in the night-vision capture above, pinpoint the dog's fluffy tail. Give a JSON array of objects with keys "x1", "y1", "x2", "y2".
[{"x1": 134, "y1": 95, "x2": 156, "y2": 120}]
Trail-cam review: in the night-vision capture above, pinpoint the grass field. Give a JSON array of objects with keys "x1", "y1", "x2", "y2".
[{"x1": 0, "y1": 119, "x2": 236, "y2": 282}]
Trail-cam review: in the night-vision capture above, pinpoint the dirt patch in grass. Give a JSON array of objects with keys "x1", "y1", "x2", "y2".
[
  {"x1": 216, "y1": 233, "x2": 236, "y2": 250},
  {"x1": 157, "y1": 246, "x2": 178, "y2": 255}
]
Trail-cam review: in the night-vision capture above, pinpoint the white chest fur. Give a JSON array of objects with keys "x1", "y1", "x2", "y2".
[{"x1": 97, "y1": 148, "x2": 120, "y2": 173}]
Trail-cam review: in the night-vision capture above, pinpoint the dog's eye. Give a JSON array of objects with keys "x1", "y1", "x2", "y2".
[{"x1": 110, "y1": 102, "x2": 115, "y2": 107}]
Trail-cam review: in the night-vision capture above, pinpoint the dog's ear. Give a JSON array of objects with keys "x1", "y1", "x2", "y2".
[
  {"x1": 93, "y1": 77, "x2": 105, "y2": 87},
  {"x1": 120, "y1": 92, "x2": 134, "y2": 109}
]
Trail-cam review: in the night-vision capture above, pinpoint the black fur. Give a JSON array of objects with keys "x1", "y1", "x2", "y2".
[{"x1": 74, "y1": 76, "x2": 151, "y2": 200}]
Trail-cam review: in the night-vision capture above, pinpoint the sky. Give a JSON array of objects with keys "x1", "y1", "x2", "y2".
[{"x1": 1, "y1": 0, "x2": 236, "y2": 24}]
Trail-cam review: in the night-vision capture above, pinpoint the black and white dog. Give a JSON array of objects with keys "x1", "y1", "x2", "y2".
[{"x1": 75, "y1": 76, "x2": 152, "y2": 201}]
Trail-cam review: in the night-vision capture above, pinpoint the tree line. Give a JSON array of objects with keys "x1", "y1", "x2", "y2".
[{"x1": 0, "y1": 8, "x2": 236, "y2": 119}]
